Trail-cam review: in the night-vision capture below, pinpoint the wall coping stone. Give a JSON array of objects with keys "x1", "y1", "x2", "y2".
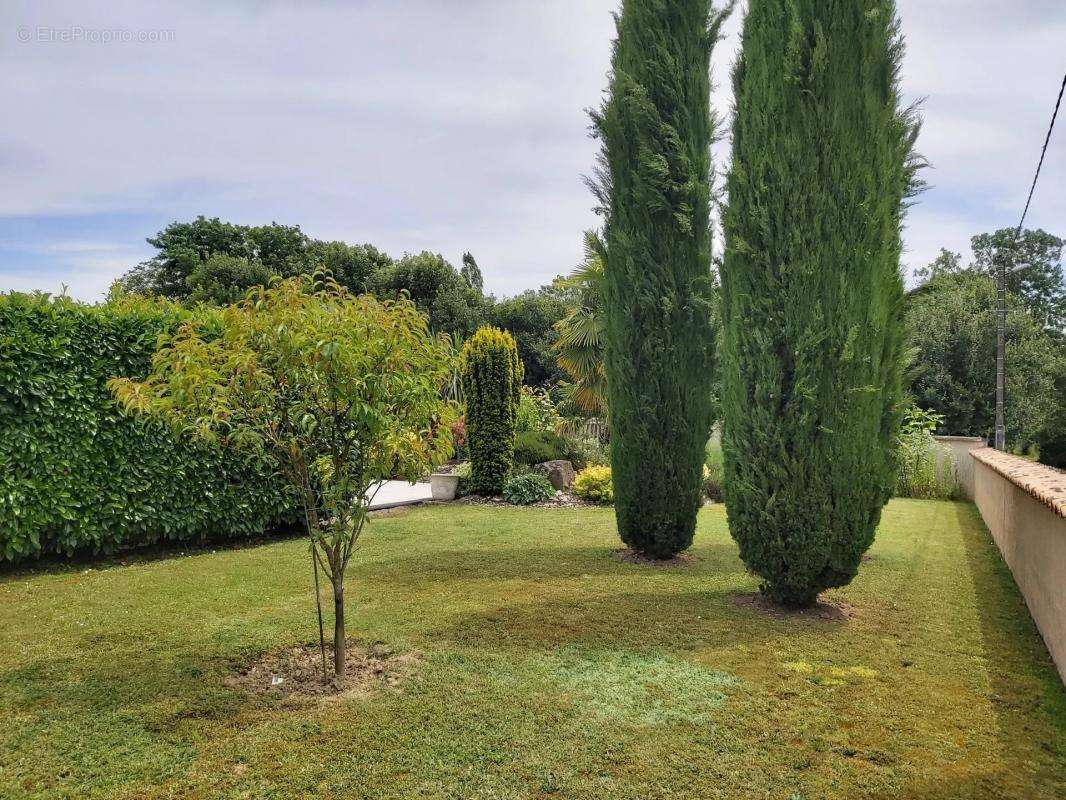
[{"x1": 971, "y1": 447, "x2": 1066, "y2": 519}]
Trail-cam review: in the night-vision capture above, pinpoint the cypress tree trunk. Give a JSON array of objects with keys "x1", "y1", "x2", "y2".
[
  {"x1": 592, "y1": 0, "x2": 727, "y2": 559},
  {"x1": 720, "y1": 0, "x2": 921, "y2": 605}
]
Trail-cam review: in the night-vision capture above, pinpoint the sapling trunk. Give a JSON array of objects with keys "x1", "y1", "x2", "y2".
[{"x1": 332, "y1": 578, "x2": 345, "y2": 678}]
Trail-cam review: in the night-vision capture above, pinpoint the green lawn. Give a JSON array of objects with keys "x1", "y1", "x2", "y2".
[{"x1": 1, "y1": 501, "x2": 1064, "y2": 799}]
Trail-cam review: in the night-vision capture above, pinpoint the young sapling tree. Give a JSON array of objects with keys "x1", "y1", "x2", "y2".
[{"x1": 110, "y1": 275, "x2": 457, "y2": 678}]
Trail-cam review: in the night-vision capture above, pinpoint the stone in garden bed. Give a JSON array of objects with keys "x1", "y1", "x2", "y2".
[{"x1": 535, "y1": 459, "x2": 576, "y2": 490}]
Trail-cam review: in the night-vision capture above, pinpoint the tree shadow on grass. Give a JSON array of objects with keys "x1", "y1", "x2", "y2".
[
  {"x1": 0, "y1": 522, "x2": 307, "y2": 584},
  {"x1": 422, "y1": 581, "x2": 854, "y2": 652},
  {"x1": 953, "y1": 501, "x2": 1066, "y2": 790},
  {"x1": 357, "y1": 541, "x2": 743, "y2": 586}
]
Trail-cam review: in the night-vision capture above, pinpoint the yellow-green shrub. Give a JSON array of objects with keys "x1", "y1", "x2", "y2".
[{"x1": 574, "y1": 465, "x2": 613, "y2": 504}]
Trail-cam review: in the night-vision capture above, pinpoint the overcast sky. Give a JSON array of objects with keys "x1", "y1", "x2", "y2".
[{"x1": 1, "y1": 1, "x2": 1064, "y2": 301}]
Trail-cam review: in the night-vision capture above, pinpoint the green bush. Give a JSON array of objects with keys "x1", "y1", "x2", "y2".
[
  {"x1": 896, "y1": 408, "x2": 959, "y2": 500},
  {"x1": 515, "y1": 386, "x2": 560, "y2": 435},
  {"x1": 573, "y1": 465, "x2": 614, "y2": 504},
  {"x1": 461, "y1": 326, "x2": 522, "y2": 494},
  {"x1": 501, "y1": 471, "x2": 556, "y2": 506},
  {"x1": 515, "y1": 430, "x2": 567, "y2": 465},
  {"x1": 514, "y1": 429, "x2": 591, "y2": 471},
  {"x1": 0, "y1": 292, "x2": 297, "y2": 562},
  {"x1": 703, "y1": 440, "x2": 725, "y2": 502},
  {"x1": 452, "y1": 461, "x2": 472, "y2": 497}
]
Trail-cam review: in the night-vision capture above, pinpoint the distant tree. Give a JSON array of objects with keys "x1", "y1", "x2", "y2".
[
  {"x1": 187, "y1": 254, "x2": 273, "y2": 305},
  {"x1": 119, "y1": 217, "x2": 392, "y2": 301},
  {"x1": 591, "y1": 0, "x2": 725, "y2": 559},
  {"x1": 487, "y1": 288, "x2": 568, "y2": 386},
  {"x1": 721, "y1": 0, "x2": 920, "y2": 606},
  {"x1": 907, "y1": 270, "x2": 1062, "y2": 450},
  {"x1": 912, "y1": 248, "x2": 964, "y2": 283},
  {"x1": 461, "y1": 326, "x2": 522, "y2": 495},
  {"x1": 460, "y1": 252, "x2": 484, "y2": 294},
  {"x1": 371, "y1": 251, "x2": 484, "y2": 336},
  {"x1": 970, "y1": 228, "x2": 1064, "y2": 334},
  {"x1": 306, "y1": 240, "x2": 392, "y2": 294},
  {"x1": 110, "y1": 276, "x2": 457, "y2": 680},
  {"x1": 121, "y1": 217, "x2": 251, "y2": 298},
  {"x1": 246, "y1": 221, "x2": 312, "y2": 274}
]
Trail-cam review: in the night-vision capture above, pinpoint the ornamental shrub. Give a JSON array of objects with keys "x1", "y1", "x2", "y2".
[
  {"x1": 514, "y1": 430, "x2": 568, "y2": 465},
  {"x1": 0, "y1": 292, "x2": 297, "y2": 562},
  {"x1": 573, "y1": 465, "x2": 614, "y2": 504},
  {"x1": 501, "y1": 471, "x2": 556, "y2": 506},
  {"x1": 461, "y1": 326, "x2": 522, "y2": 494},
  {"x1": 720, "y1": 0, "x2": 920, "y2": 605},
  {"x1": 515, "y1": 385, "x2": 560, "y2": 435},
  {"x1": 895, "y1": 408, "x2": 958, "y2": 500},
  {"x1": 591, "y1": 0, "x2": 726, "y2": 558}
]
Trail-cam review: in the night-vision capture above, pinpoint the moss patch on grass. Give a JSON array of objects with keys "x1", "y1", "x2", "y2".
[{"x1": 1, "y1": 501, "x2": 1064, "y2": 798}]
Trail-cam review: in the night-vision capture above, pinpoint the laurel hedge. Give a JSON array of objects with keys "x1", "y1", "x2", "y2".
[{"x1": 0, "y1": 292, "x2": 297, "y2": 562}]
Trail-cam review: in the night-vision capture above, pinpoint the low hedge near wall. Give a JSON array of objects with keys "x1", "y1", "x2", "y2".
[{"x1": 0, "y1": 292, "x2": 297, "y2": 562}]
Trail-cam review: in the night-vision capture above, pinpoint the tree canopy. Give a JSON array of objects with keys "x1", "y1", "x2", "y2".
[
  {"x1": 119, "y1": 216, "x2": 391, "y2": 301},
  {"x1": 110, "y1": 275, "x2": 457, "y2": 678},
  {"x1": 907, "y1": 270, "x2": 1064, "y2": 452}
]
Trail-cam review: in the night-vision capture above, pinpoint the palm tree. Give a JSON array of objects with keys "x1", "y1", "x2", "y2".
[{"x1": 553, "y1": 231, "x2": 608, "y2": 415}]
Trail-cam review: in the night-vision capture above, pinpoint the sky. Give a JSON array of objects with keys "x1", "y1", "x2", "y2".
[{"x1": 1, "y1": 0, "x2": 1064, "y2": 302}]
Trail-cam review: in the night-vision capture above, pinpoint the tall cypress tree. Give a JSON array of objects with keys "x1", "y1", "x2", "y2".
[
  {"x1": 591, "y1": 0, "x2": 727, "y2": 558},
  {"x1": 720, "y1": 0, "x2": 922, "y2": 605}
]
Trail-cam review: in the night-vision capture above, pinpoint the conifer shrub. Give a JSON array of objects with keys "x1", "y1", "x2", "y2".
[
  {"x1": 720, "y1": 0, "x2": 920, "y2": 605},
  {"x1": 590, "y1": 0, "x2": 727, "y2": 558},
  {"x1": 461, "y1": 326, "x2": 523, "y2": 494}
]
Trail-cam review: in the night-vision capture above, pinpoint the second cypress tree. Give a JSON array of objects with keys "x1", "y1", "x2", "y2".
[
  {"x1": 720, "y1": 0, "x2": 922, "y2": 605},
  {"x1": 591, "y1": 0, "x2": 727, "y2": 558}
]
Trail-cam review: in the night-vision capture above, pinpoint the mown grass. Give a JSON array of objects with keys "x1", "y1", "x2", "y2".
[{"x1": 1, "y1": 500, "x2": 1063, "y2": 799}]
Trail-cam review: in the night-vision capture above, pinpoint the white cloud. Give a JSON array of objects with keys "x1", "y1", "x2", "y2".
[{"x1": 1, "y1": 0, "x2": 1063, "y2": 300}]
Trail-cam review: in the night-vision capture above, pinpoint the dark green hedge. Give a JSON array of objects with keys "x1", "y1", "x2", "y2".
[{"x1": 0, "y1": 293, "x2": 297, "y2": 562}]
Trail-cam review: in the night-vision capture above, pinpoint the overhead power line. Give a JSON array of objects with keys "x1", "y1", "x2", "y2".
[
  {"x1": 996, "y1": 70, "x2": 1066, "y2": 451},
  {"x1": 1016, "y1": 71, "x2": 1066, "y2": 235}
]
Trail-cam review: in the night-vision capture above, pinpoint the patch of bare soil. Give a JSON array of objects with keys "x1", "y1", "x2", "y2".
[
  {"x1": 611, "y1": 548, "x2": 701, "y2": 567},
  {"x1": 224, "y1": 640, "x2": 419, "y2": 701},
  {"x1": 733, "y1": 592, "x2": 856, "y2": 622}
]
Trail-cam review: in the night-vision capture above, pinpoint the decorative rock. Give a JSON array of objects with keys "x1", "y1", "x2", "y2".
[{"x1": 535, "y1": 460, "x2": 575, "y2": 491}]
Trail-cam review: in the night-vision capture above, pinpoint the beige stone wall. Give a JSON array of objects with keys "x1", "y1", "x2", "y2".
[{"x1": 970, "y1": 448, "x2": 1066, "y2": 684}]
